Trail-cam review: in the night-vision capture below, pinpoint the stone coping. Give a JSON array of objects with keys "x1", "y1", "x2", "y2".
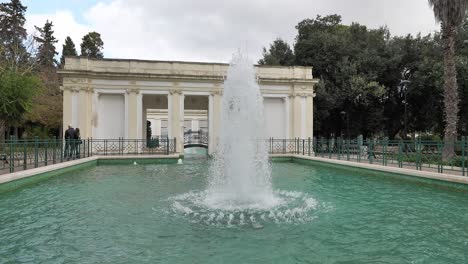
[
  {"x1": 0, "y1": 155, "x2": 180, "y2": 186},
  {"x1": 1, "y1": 153, "x2": 467, "y2": 192},
  {"x1": 291, "y1": 154, "x2": 468, "y2": 186}
]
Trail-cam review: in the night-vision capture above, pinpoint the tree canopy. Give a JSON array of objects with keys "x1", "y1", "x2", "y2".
[
  {"x1": 260, "y1": 14, "x2": 468, "y2": 139},
  {"x1": 80, "y1": 31, "x2": 104, "y2": 59},
  {"x1": 60, "y1": 36, "x2": 77, "y2": 66},
  {"x1": 34, "y1": 20, "x2": 58, "y2": 68},
  {"x1": 0, "y1": 0, "x2": 27, "y2": 62},
  {"x1": 258, "y1": 38, "x2": 295, "y2": 66}
]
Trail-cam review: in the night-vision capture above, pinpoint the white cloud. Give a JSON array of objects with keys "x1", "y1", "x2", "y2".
[
  {"x1": 25, "y1": 0, "x2": 440, "y2": 63},
  {"x1": 26, "y1": 10, "x2": 90, "y2": 55}
]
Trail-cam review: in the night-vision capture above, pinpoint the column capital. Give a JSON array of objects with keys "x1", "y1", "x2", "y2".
[
  {"x1": 126, "y1": 88, "x2": 140, "y2": 94},
  {"x1": 211, "y1": 89, "x2": 223, "y2": 96},
  {"x1": 169, "y1": 89, "x2": 182, "y2": 95},
  {"x1": 61, "y1": 86, "x2": 80, "y2": 92}
]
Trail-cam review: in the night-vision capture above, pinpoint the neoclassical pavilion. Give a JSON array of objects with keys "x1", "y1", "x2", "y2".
[{"x1": 59, "y1": 57, "x2": 318, "y2": 154}]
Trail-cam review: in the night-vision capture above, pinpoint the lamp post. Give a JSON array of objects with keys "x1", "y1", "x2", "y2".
[
  {"x1": 340, "y1": 111, "x2": 349, "y2": 139},
  {"x1": 399, "y1": 80, "x2": 411, "y2": 139}
]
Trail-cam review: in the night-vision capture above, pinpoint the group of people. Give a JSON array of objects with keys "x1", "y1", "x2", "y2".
[{"x1": 64, "y1": 124, "x2": 82, "y2": 160}]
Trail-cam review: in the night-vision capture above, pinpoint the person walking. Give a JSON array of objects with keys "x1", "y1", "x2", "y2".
[{"x1": 64, "y1": 124, "x2": 76, "y2": 160}]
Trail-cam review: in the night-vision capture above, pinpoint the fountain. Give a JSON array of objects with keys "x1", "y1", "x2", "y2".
[
  {"x1": 170, "y1": 52, "x2": 317, "y2": 226},
  {"x1": 204, "y1": 52, "x2": 279, "y2": 210}
]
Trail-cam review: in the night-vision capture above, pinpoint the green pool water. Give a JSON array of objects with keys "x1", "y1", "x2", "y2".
[{"x1": 1, "y1": 158, "x2": 468, "y2": 263}]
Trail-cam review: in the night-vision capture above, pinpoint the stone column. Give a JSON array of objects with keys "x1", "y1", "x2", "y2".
[
  {"x1": 209, "y1": 91, "x2": 222, "y2": 155},
  {"x1": 292, "y1": 94, "x2": 302, "y2": 138},
  {"x1": 306, "y1": 95, "x2": 314, "y2": 139},
  {"x1": 169, "y1": 90, "x2": 182, "y2": 153},
  {"x1": 127, "y1": 88, "x2": 140, "y2": 139},
  {"x1": 62, "y1": 87, "x2": 73, "y2": 138},
  {"x1": 78, "y1": 87, "x2": 91, "y2": 138}
]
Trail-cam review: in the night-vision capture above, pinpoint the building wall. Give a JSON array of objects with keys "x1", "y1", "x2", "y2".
[
  {"x1": 96, "y1": 94, "x2": 125, "y2": 138},
  {"x1": 264, "y1": 98, "x2": 286, "y2": 139},
  {"x1": 60, "y1": 57, "x2": 317, "y2": 154}
]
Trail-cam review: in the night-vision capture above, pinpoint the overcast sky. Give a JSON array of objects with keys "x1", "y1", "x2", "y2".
[{"x1": 18, "y1": 0, "x2": 440, "y2": 63}]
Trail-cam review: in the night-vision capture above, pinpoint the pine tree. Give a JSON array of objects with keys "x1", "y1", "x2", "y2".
[
  {"x1": 0, "y1": 0, "x2": 28, "y2": 61},
  {"x1": 80, "y1": 32, "x2": 104, "y2": 59},
  {"x1": 60, "y1": 36, "x2": 77, "y2": 66},
  {"x1": 34, "y1": 20, "x2": 58, "y2": 69},
  {"x1": 258, "y1": 38, "x2": 295, "y2": 66}
]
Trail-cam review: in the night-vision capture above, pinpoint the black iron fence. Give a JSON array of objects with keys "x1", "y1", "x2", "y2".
[
  {"x1": 0, "y1": 137, "x2": 177, "y2": 174},
  {"x1": 268, "y1": 137, "x2": 468, "y2": 176},
  {"x1": 184, "y1": 130, "x2": 209, "y2": 146},
  {"x1": 2, "y1": 136, "x2": 467, "y2": 176}
]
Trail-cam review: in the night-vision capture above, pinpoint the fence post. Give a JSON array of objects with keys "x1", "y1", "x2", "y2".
[
  {"x1": 416, "y1": 138, "x2": 420, "y2": 170},
  {"x1": 338, "y1": 138, "x2": 341, "y2": 160},
  {"x1": 398, "y1": 140, "x2": 403, "y2": 168},
  {"x1": 346, "y1": 139, "x2": 350, "y2": 161},
  {"x1": 34, "y1": 136, "x2": 39, "y2": 168},
  {"x1": 383, "y1": 138, "x2": 388, "y2": 166},
  {"x1": 462, "y1": 136, "x2": 466, "y2": 176},
  {"x1": 60, "y1": 137, "x2": 63, "y2": 162},
  {"x1": 44, "y1": 138, "x2": 48, "y2": 166},
  {"x1": 369, "y1": 139, "x2": 374, "y2": 164},
  {"x1": 302, "y1": 139, "x2": 305, "y2": 155},
  {"x1": 308, "y1": 137, "x2": 311, "y2": 156},
  {"x1": 53, "y1": 137, "x2": 57, "y2": 164},
  {"x1": 90, "y1": 138, "x2": 93, "y2": 157},
  {"x1": 23, "y1": 138, "x2": 27, "y2": 170},
  {"x1": 9, "y1": 136, "x2": 14, "y2": 173},
  {"x1": 165, "y1": 137, "x2": 169, "y2": 155},
  {"x1": 104, "y1": 139, "x2": 108, "y2": 156}
]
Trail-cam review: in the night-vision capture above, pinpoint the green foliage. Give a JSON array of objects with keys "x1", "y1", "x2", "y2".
[
  {"x1": 34, "y1": 20, "x2": 58, "y2": 68},
  {"x1": 0, "y1": 0, "x2": 27, "y2": 61},
  {"x1": 258, "y1": 38, "x2": 295, "y2": 66},
  {"x1": 259, "y1": 14, "x2": 468, "y2": 139},
  {"x1": 60, "y1": 36, "x2": 77, "y2": 66},
  {"x1": 0, "y1": 68, "x2": 41, "y2": 125},
  {"x1": 80, "y1": 32, "x2": 104, "y2": 59},
  {"x1": 23, "y1": 126, "x2": 52, "y2": 139}
]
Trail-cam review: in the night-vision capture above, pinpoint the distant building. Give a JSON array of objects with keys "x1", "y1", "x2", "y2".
[{"x1": 59, "y1": 57, "x2": 317, "y2": 154}]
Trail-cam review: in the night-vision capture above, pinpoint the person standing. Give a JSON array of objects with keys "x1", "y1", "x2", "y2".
[
  {"x1": 75, "y1": 128, "x2": 82, "y2": 159},
  {"x1": 64, "y1": 124, "x2": 76, "y2": 160}
]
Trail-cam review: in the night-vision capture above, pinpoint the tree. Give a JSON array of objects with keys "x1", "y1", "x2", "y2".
[
  {"x1": 80, "y1": 32, "x2": 104, "y2": 59},
  {"x1": 258, "y1": 38, "x2": 295, "y2": 66},
  {"x1": 293, "y1": 15, "x2": 390, "y2": 138},
  {"x1": 27, "y1": 21, "x2": 62, "y2": 138},
  {"x1": 428, "y1": 0, "x2": 468, "y2": 158},
  {"x1": 34, "y1": 20, "x2": 58, "y2": 69},
  {"x1": 60, "y1": 36, "x2": 77, "y2": 66},
  {"x1": 0, "y1": 67, "x2": 41, "y2": 142},
  {"x1": 0, "y1": 0, "x2": 28, "y2": 63}
]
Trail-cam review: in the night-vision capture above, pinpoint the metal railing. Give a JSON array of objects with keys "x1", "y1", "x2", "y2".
[
  {"x1": 184, "y1": 130, "x2": 209, "y2": 146},
  {"x1": 2, "y1": 136, "x2": 466, "y2": 177},
  {"x1": 267, "y1": 137, "x2": 468, "y2": 176},
  {"x1": 0, "y1": 137, "x2": 177, "y2": 174}
]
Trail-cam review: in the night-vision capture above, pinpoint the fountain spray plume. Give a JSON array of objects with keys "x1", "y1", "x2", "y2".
[{"x1": 205, "y1": 51, "x2": 280, "y2": 210}]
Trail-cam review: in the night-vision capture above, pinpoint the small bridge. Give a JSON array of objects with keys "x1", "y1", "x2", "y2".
[{"x1": 184, "y1": 130, "x2": 209, "y2": 149}]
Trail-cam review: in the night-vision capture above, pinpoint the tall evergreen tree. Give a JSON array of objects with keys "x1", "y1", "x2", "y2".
[
  {"x1": 428, "y1": 0, "x2": 468, "y2": 158},
  {"x1": 34, "y1": 20, "x2": 58, "y2": 68},
  {"x1": 258, "y1": 38, "x2": 295, "y2": 66},
  {"x1": 60, "y1": 36, "x2": 77, "y2": 66},
  {"x1": 0, "y1": 0, "x2": 27, "y2": 62},
  {"x1": 80, "y1": 32, "x2": 104, "y2": 59}
]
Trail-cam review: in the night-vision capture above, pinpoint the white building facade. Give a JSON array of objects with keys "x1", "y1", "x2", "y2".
[{"x1": 59, "y1": 57, "x2": 317, "y2": 154}]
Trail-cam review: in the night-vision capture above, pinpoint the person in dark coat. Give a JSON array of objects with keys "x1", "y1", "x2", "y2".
[
  {"x1": 75, "y1": 127, "x2": 82, "y2": 159},
  {"x1": 64, "y1": 124, "x2": 76, "y2": 160}
]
